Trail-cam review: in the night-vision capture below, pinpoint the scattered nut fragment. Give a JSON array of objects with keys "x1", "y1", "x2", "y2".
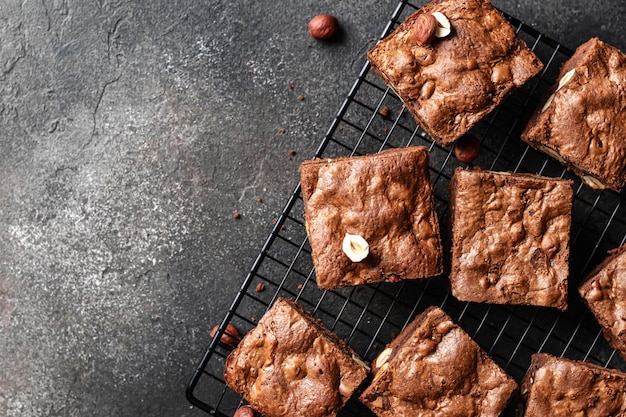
[
  {"x1": 210, "y1": 323, "x2": 241, "y2": 346},
  {"x1": 454, "y1": 133, "x2": 481, "y2": 163},
  {"x1": 342, "y1": 233, "x2": 369, "y2": 262},
  {"x1": 432, "y1": 12, "x2": 451, "y2": 38},
  {"x1": 289, "y1": 149, "x2": 297, "y2": 156},
  {"x1": 234, "y1": 405, "x2": 257, "y2": 417},
  {"x1": 308, "y1": 14, "x2": 339, "y2": 40},
  {"x1": 414, "y1": 13, "x2": 437, "y2": 45},
  {"x1": 233, "y1": 211, "x2": 241, "y2": 219},
  {"x1": 379, "y1": 106, "x2": 391, "y2": 119},
  {"x1": 255, "y1": 283, "x2": 265, "y2": 293},
  {"x1": 298, "y1": 94, "x2": 305, "y2": 101}
]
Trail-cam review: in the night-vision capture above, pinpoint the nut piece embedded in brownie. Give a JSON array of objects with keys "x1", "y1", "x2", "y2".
[
  {"x1": 223, "y1": 298, "x2": 369, "y2": 417},
  {"x1": 449, "y1": 168, "x2": 573, "y2": 310},
  {"x1": 579, "y1": 244, "x2": 626, "y2": 361},
  {"x1": 360, "y1": 306, "x2": 518, "y2": 417},
  {"x1": 521, "y1": 353, "x2": 626, "y2": 417},
  {"x1": 299, "y1": 146, "x2": 443, "y2": 290},
  {"x1": 522, "y1": 38, "x2": 626, "y2": 192},
  {"x1": 367, "y1": 0, "x2": 543, "y2": 146}
]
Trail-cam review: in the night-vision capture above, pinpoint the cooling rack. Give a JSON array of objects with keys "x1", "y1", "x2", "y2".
[{"x1": 187, "y1": 1, "x2": 626, "y2": 415}]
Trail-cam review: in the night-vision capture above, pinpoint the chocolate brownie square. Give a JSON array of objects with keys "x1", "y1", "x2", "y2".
[
  {"x1": 522, "y1": 38, "x2": 626, "y2": 192},
  {"x1": 223, "y1": 298, "x2": 369, "y2": 417},
  {"x1": 579, "y1": 244, "x2": 626, "y2": 361},
  {"x1": 521, "y1": 353, "x2": 626, "y2": 417},
  {"x1": 360, "y1": 306, "x2": 517, "y2": 417},
  {"x1": 449, "y1": 168, "x2": 573, "y2": 310},
  {"x1": 299, "y1": 146, "x2": 443, "y2": 290},
  {"x1": 367, "y1": 0, "x2": 543, "y2": 145}
]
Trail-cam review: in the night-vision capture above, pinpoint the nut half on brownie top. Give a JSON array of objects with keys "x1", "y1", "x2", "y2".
[
  {"x1": 522, "y1": 37, "x2": 626, "y2": 192},
  {"x1": 223, "y1": 298, "x2": 369, "y2": 417},
  {"x1": 449, "y1": 168, "x2": 573, "y2": 310},
  {"x1": 299, "y1": 146, "x2": 443, "y2": 290},
  {"x1": 367, "y1": 0, "x2": 543, "y2": 146},
  {"x1": 360, "y1": 306, "x2": 518, "y2": 417},
  {"x1": 579, "y1": 244, "x2": 626, "y2": 362}
]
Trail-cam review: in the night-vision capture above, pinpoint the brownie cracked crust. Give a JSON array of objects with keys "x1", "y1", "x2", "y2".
[
  {"x1": 367, "y1": 0, "x2": 543, "y2": 145},
  {"x1": 299, "y1": 146, "x2": 443, "y2": 290},
  {"x1": 579, "y1": 244, "x2": 626, "y2": 361},
  {"x1": 521, "y1": 353, "x2": 626, "y2": 417},
  {"x1": 449, "y1": 168, "x2": 573, "y2": 310},
  {"x1": 522, "y1": 38, "x2": 626, "y2": 192},
  {"x1": 360, "y1": 306, "x2": 518, "y2": 417},
  {"x1": 223, "y1": 298, "x2": 369, "y2": 417}
]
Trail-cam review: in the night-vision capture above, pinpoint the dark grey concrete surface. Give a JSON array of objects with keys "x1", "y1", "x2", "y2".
[{"x1": 0, "y1": 0, "x2": 624, "y2": 416}]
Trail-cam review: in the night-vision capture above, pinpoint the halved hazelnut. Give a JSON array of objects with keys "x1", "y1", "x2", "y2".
[
  {"x1": 342, "y1": 233, "x2": 369, "y2": 262},
  {"x1": 557, "y1": 68, "x2": 576, "y2": 91},
  {"x1": 541, "y1": 93, "x2": 555, "y2": 113},
  {"x1": 374, "y1": 347, "x2": 392, "y2": 369},
  {"x1": 432, "y1": 12, "x2": 451, "y2": 38},
  {"x1": 581, "y1": 175, "x2": 608, "y2": 190},
  {"x1": 352, "y1": 354, "x2": 371, "y2": 371}
]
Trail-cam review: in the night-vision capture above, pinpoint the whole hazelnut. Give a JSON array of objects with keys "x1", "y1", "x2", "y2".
[
  {"x1": 234, "y1": 405, "x2": 257, "y2": 417},
  {"x1": 308, "y1": 15, "x2": 339, "y2": 40},
  {"x1": 454, "y1": 134, "x2": 481, "y2": 164},
  {"x1": 210, "y1": 323, "x2": 241, "y2": 347}
]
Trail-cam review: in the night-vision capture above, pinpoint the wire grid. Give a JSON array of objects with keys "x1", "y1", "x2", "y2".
[{"x1": 187, "y1": 1, "x2": 626, "y2": 416}]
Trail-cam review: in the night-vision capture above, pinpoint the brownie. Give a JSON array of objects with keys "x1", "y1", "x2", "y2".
[
  {"x1": 522, "y1": 38, "x2": 626, "y2": 192},
  {"x1": 521, "y1": 353, "x2": 626, "y2": 417},
  {"x1": 299, "y1": 146, "x2": 443, "y2": 290},
  {"x1": 449, "y1": 168, "x2": 573, "y2": 310},
  {"x1": 223, "y1": 298, "x2": 369, "y2": 417},
  {"x1": 367, "y1": 0, "x2": 543, "y2": 146},
  {"x1": 359, "y1": 306, "x2": 518, "y2": 417},
  {"x1": 579, "y1": 244, "x2": 626, "y2": 361}
]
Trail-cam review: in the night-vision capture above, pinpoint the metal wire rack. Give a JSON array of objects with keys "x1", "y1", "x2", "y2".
[{"x1": 187, "y1": 1, "x2": 626, "y2": 415}]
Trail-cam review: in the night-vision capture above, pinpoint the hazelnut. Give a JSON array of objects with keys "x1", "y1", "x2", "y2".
[
  {"x1": 432, "y1": 12, "x2": 451, "y2": 38},
  {"x1": 233, "y1": 405, "x2": 257, "y2": 417},
  {"x1": 379, "y1": 106, "x2": 391, "y2": 119},
  {"x1": 414, "y1": 13, "x2": 437, "y2": 46},
  {"x1": 454, "y1": 133, "x2": 481, "y2": 163},
  {"x1": 342, "y1": 233, "x2": 369, "y2": 262},
  {"x1": 255, "y1": 282, "x2": 265, "y2": 292},
  {"x1": 308, "y1": 15, "x2": 339, "y2": 41},
  {"x1": 557, "y1": 68, "x2": 576, "y2": 91},
  {"x1": 210, "y1": 323, "x2": 241, "y2": 347}
]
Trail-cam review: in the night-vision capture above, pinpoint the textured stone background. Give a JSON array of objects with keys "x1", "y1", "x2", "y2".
[{"x1": 0, "y1": 0, "x2": 624, "y2": 416}]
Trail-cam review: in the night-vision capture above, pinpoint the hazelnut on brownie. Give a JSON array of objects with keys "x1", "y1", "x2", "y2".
[
  {"x1": 367, "y1": 0, "x2": 543, "y2": 145},
  {"x1": 522, "y1": 38, "x2": 626, "y2": 192},
  {"x1": 360, "y1": 306, "x2": 517, "y2": 417},
  {"x1": 299, "y1": 147, "x2": 442, "y2": 290}
]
